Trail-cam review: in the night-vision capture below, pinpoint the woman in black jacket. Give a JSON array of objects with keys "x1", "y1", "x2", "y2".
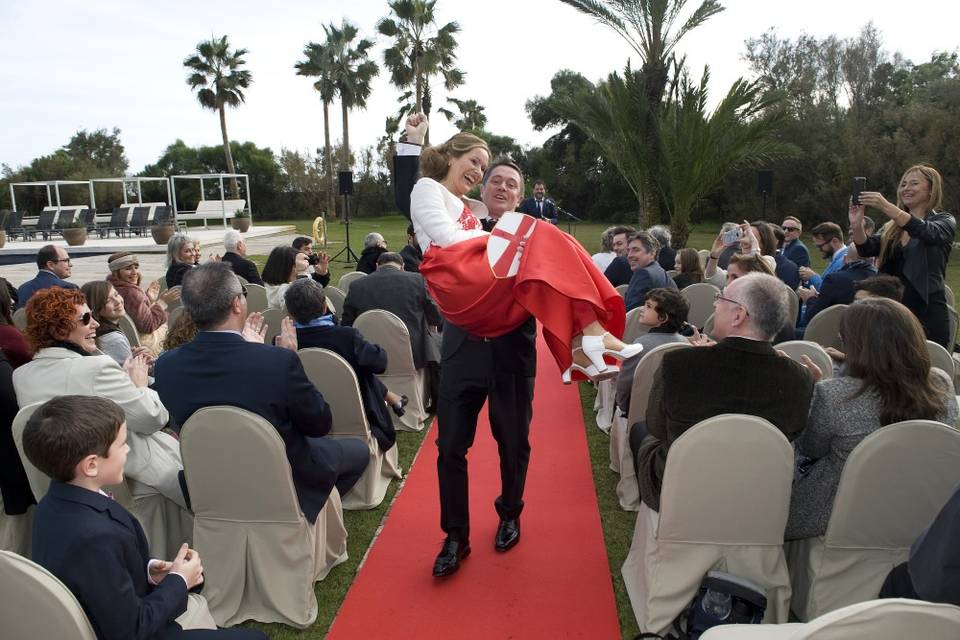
[{"x1": 851, "y1": 164, "x2": 955, "y2": 348}]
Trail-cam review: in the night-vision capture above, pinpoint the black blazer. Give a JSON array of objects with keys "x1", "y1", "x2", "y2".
[
  {"x1": 356, "y1": 246, "x2": 387, "y2": 274},
  {"x1": 803, "y1": 262, "x2": 876, "y2": 324},
  {"x1": 604, "y1": 256, "x2": 633, "y2": 287},
  {"x1": 296, "y1": 324, "x2": 396, "y2": 452},
  {"x1": 636, "y1": 337, "x2": 814, "y2": 511},
  {"x1": 152, "y1": 332, "x2": 334, "y2": 522},
  {"x1": 774, "y1": 253, "x2": 801, "y2": 290},
  {"x1": 518, "y1": 196, "x2": 557, "y2": 222},
  {"x1": 857, "y1": 212, "x2": 956, "y2": 304},
  {"x1": 341, "y1": 267, "x2": 442, "y2": 370},
  {"x1": 624, "y1": 261, "x2": 677, "y2": 311},
  {"x1": 657, "y1": 246, "x2": 677, "y2": 272},
  {"x1": 0, "y1": 351, "x2": 34, "y2": 514},
  {"x1": 164, "y1": 263, "x2": 194, "y2": 289},
  {"x1": 32, "y1": 482, "x2": 189, "y2": 640},
  {"x1": 221, "y1": 252, "x2": 264, "y2": 286},
  {"x1": 400, "y1": 244, "x2": 422, "y2": 273}
]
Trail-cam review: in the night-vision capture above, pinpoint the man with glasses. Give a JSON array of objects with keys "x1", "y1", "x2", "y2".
[
  {"x1": 17, "y1": 244, "x2": 78, "y2": 309},
  {"x1": 780, "y1": 217, "x2": 811, "y2": 268},
  {"x1": 629, "y1": 273, "x2": 815, "y2": 512}
]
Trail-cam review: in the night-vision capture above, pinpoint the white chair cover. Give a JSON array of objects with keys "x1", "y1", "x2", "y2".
[
  {"x1": 179, "y1": 406, "x2": 348, "y2": 628},
  {"x1": 298, "y1": 348, "x2": 402, "y2": 509},
  {"x1": 611, "y1": 342, "x2": 692, "y2": 511},
  {"x1": 243, "y1": 283, "x2": 269, "y2": 313},
  {"x1": 0, "y1": 550, "x2": 97, "y2": 639},
  {"x1": 681, "y1": 283, "x2": 720, "y2": 329},
  {"x1": 701, "y1": 598, "x2": 960, "y2": 639},
  {"x1": 623, "y1": 307, "x2": 649, "y2": 344},
  {"x1": 353, "y1": 308, "x2": 429, "y2": 432},
  {"x1": 260, "y1": 307, "x2": 287, "y2": 347},
  {"x1": 786, "y1": 420, "x2": 960, "y2": 621},
  {"x1": 0, "y1": 498, "x2": 32, "y2": 556},
  {"x1": 616, "y1": 284, "x2": 629, "y2": 298},
  {"x1": 323, "y1": 285, "x2": 346, "y2": 315},
  {"x1": 775, "y1": 340, "x2": 834, "y2": 380},
  {"x1": 803, "y1": 304, "x2": 847, "y2": 350},
  {"x1": 926, "y1": 340, "x2": 956, "y2": 392},
  {"x1": 12, "y1": 308, "x2": 27, "y2": 331},
  {"x1": 698, "y1": 249, "x2": 710, "y2": 270},
  {"x1": 338, "y1": 271, "x2": 365, "y2": 293},
  {"x1": 595, "y1": 378, "x2": 616, "y2": 436},
  {"x1": 117, "y1": 313, "x2": 142, "y2": 348},
  {"x1": 622, "y1": 414, "x2": 794, "y2": 636}
]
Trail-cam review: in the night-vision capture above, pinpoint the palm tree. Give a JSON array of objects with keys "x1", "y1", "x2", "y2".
[
  {"x1": 558, "y1": 0, "x2": 724, "y2": 223},
  {"x1": 183, "y1": 35, "x2": 252, "y2": 198},
  {"x1": 295, "y1": 40, "x2": 338, "y2": 218},
  {"x1": 438, "y1": 98, "x2": 487, "y2": 131},
  {"x1": 377, "y1": 0, "x2": 464, "y2": 144},
  {"x1": 324, "y1": 21, "x2": 379, "y2": 172}
]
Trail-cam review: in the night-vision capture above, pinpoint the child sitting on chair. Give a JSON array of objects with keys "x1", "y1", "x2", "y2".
[{"x1": 24, "y1": 395, "x2": 265, "y2": 640}]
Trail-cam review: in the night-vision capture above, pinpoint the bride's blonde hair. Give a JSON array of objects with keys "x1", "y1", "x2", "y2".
[{"x1": 419, "y1": 133, "x2": 490, "y2": 182}]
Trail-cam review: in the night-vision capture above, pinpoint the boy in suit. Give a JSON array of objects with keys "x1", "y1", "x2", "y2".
[{"x1": 25, "y1": 395, "x2": 265, "y2": 640}]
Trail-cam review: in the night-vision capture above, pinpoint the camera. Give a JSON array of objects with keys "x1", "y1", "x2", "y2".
[
  {"x1": 721, "y1": 227, "x2": 743, "y2": 247},
  {"x1": 307, "y1": 253, "x2": 321, "y2": 266}
]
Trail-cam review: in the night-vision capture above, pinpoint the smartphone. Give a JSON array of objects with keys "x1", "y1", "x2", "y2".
[
  {"x1": 851, "y1": 177, "x2": 866, "y2": 204},
  {"x1": 721, "y1": 227, "x2": 743, "y2": 247}
]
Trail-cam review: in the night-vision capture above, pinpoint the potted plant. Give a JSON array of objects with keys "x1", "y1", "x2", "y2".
[
  {"x1": 151, "y1": 221, "x2": 176, "y2": 245},
  {"x1": 232, "y1": 208, "x2": 251, "y2": 232},
  {"x1": 61, "y1": 221, "x2": 88, "y2": 246},
  {"x1": 0, "y1": 211, "x2": 8, "y2": 249}
]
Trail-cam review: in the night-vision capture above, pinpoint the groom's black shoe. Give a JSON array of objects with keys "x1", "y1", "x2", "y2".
[
  {"x1": 494, "y1": 518, "x2": 520, "y2": 552},
  {"x1": 432, "y1": 537, "x2": 471, "y2": 577}
]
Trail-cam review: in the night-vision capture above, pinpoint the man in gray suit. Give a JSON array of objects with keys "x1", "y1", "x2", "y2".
[
  {"x1": 340, "y1": 252, "x2": 443, "y2": 405},
  {"x1": 624, "y1": 231, "x2": 677, "y2": 311}
]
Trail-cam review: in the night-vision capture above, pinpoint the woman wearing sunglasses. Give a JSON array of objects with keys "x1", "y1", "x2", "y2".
[{"x1": 12, "y1": 287, "x2": 186, "y2": 508}]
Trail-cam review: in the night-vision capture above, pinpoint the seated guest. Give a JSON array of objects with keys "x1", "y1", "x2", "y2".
[
  {"x1": 631, "y1": 273, "x2": 815, "y2": 511},
  {"x1": 17, "y1": 244, "x2": 78, "y2": 309},
  {"x1": 705, "y1": 225, "x2": 778, "y2": 283},
  {"x1": 81, "y1": 281, "x2": 137, "y2": 367},
  {"x1": 781, "y1": 216, "x2": 811, "y2": 268},
  {"x1": 13, "y1": 287, "x2": 185, "y2": 507},
  {"x1": 649, "y1": 225, "x2": 677, "y2": 272},
  {"x1": 285, "y1": 279, "x2": 403, "y2": 452},
  {"x1": 262, "y1": 246, "x2": 310, "y2": 312},
  {"x1": 880, "y1": 482, "x2": 960, "y2": 603},
  {"x1": 24, "y1": 396, "x2": 265, "y2": 640},
  {"x1": 341, "y1": 252, "x2": 443, "y2": 409},
  {"x1": 602, "y1": 225, "x2": 635, "y2": 287},
  {"x1": 671, "y1": 248, "x2": 704, "y2": 290},
  {"x1": 616, "y1": 288, "x2": 690, "y2": 412},
  {"x1": 0, "y1": 351, "x2": 34, "y2": 517},
  {"x1": 786, "y1": 298, "x2": 957, "y2": 539},
  {"x1": 163, "y1": 310, "x2": 199, "y2": 352},
  {"x1": 356, "y1": 232, "x2": 388, "y2": 274},
  {"x1": 715, "y1": 222, "x2": 741, "y2": 269},
  {"x1": 292, "y1": 236, "x2": 331, "y2": 287},
  {"x1": 165, "y1": 233, "x2": 200, "y2": 288},
  {"x1": 0, "y1": 277, "x2": 31, "y2": 367},
  {"x1": 624, "y1": 231, "x2": 677, "y2": 311},
  {"x1": 591, "y1": 227, "x2": 617, "y2": 272},
  {"x1": 107, "y1": 252, "x2": 178, "y2": 356},
  {"x1": 854, "y1": 274, "x2": 905, "y2": 301},
  {"x1": 221, "y1": 230, "x2": 263, "y2": 285},
  {"x1": 767, "y1": 223, "x2": 801, "y2": 290},
  {"x1": 400, "y1": 224, "x2": 423, "y2": 273},
  {"x1": 152, "y1": 263, "x2": 368, "y2": 523},
  {"x1": 800, "y1": 243, "x2": 877, "y2": 326}
]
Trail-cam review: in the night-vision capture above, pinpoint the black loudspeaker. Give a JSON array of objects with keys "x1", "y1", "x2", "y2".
[
  {"x1": 338, "y1": 171, "x2": 354, "y2": 196},
  {"x1": 757, "y1": 170, "x2": 774, "y2": 195}
]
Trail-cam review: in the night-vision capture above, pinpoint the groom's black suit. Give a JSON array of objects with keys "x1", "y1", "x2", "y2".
[{"x1": 394, "y1": 151, "x2": 536, "y2": 541}]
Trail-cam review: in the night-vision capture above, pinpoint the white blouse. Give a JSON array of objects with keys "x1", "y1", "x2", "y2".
[{"x1": 410, "y1": 177, "x2": 489, "y2": 253}]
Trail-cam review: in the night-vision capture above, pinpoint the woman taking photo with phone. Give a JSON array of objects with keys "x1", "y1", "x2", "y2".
[{"x1": 850, "y1": 164, "x2": 955, "y2": 348}]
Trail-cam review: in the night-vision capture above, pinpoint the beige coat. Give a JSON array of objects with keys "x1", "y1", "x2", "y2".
[{"x1": 12, "y1": 347, "x2": 185, "y2": 507}]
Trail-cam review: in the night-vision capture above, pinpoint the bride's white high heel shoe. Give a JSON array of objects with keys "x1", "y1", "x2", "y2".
[
  {"x1": 561, "y1": 347, "x2": 620, "y2": 384},
  {"x1": 581, "y1": 333, "x2": 643, "y2": 371}
]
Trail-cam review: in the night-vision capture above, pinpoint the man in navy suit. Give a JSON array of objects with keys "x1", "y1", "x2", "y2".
[
  {"x1": 780, "y1": 216, "x2": 812, "y2": 268},
  {"x1": 152, "y1": 263, "x2": 368, "y2": 523},
  {"x1": 26, "y1": 395, "x2": 265, "y2": 640},
  {"x1": 17, "y1": 244, "x2": 78, "y2": 309},
  {"x1": 800, "y1": 243, "x2": 877, "y2": 326},
  {"x1": 518, "y1": 180, "x2": 558, "y2": 224},
  {"x1": 624, "y1": 231, "x2": 677, "y2": 311}
]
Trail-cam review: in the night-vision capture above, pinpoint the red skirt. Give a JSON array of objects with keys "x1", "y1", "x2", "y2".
[{"x1": 419, "y1": 220, "x2": 625, "y2": 373}]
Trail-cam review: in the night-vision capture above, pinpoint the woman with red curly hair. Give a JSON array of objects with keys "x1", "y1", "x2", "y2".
[{"x1": 12, "y1": 287, "x2": 186, "y2": 508}]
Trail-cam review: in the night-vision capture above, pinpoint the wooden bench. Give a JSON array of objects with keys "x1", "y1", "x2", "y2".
[{"x1": 175, "y1": 199, "x2": 246, "y2": 228}]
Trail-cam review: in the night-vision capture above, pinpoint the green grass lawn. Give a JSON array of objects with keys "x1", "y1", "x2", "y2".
[{"x1": 241, "y1": 214, "x2": 960, "y2": 639}]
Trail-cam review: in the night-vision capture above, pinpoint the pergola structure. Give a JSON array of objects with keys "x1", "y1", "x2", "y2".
[
  {"x1": 170, "y1": 173, "x2": 251, "y2": 227},
  {"x1": 9, "y1": 180, "x2": 92, "y2": 212},
  {"x1": 88, "y1": 176, "x2": 172, "y2": 210}
]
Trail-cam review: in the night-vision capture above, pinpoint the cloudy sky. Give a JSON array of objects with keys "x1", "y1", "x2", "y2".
[{"x1": 1, "y1": 0, "x2": 956, "y2": 173}]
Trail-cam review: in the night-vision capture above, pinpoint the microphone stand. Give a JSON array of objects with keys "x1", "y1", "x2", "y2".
[{"x1": 557, "y1": 206, "x2": 583, "y2": 236}]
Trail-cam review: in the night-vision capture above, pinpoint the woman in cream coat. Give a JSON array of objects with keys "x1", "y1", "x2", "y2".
[{"x1": 13, "y1": 287, "x2": 185, "y2": 507}]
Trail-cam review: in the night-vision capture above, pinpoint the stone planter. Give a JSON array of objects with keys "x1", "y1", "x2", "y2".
[
  {"x1": 151, "y1": 224, "x2": 176, "y2": 245},
  {"x1": 0, "y1": 230, "x2": 6, "y2": 249},
  {"x1": 232, "y1": 217, "x2": 251, "y2": 232},
  {"x1": 62, "y1": 227, "x2": 87, "y2": 246}
]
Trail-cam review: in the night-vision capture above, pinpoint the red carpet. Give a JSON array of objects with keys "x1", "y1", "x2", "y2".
[{"x1": 328, "y1": 331, "x2": 621, "y2": 639}]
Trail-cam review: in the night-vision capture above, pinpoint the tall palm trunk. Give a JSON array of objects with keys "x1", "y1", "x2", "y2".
[
  {"x1": 219, "y1": 106, "x2": 240, "y2": 199},
  {"x1": 322, "y1": 99, "x2": 337, "y2": 219},
  {"x1": 640, "y1": 63, "x2": 668, "y2": 227}
]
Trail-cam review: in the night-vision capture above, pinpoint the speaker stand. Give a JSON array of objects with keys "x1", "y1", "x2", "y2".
[{"x1": 331, "y1": 193, "x2": 359, "y2": 263}]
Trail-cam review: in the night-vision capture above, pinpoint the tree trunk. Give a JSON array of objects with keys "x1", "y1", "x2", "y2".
[
  {"x1": 422, "y1": 83, "x2": 433, "y2": 146},
  {"x1": 323, "y1": 99, "x2": 337, "y2": 220},
  {"x1": 640, "y1": 64, "x2": 669, "y2": 227},
  {"x1": 219, "y1": 106, "x2": 240, "y2": 199},
  {"x1": 670, "y1": 214, "x2": 691, "y2": 249}
]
